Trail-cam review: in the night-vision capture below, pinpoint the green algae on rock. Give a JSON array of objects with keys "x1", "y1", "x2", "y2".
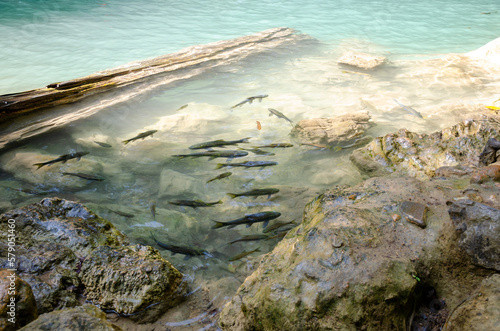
[
  {"x1": 219, "y1": 173, "x2": 499, "y2": 330},
  {"x1": 80, "y1": 244, "x2": 187, "y2": 323},
  {"x1": 0, "y1": 198, "x2": 187, "y2": 323},
  {"x1": 350, "y1": 116, "x2": 500, "y2": 180}
]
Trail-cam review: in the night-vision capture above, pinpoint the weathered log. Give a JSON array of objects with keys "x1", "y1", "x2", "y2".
[{"x1": 0, "y1": 27, "x2": 313, "y2": 150}]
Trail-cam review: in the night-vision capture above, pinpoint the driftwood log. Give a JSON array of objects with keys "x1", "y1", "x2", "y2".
[{"x1": 0, "y1": 27, "x2": 313, "y2": 150}]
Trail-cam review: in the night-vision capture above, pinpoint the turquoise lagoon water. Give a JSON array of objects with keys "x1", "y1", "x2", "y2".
[
  {"x1": 0, "y1": 0, "x2": 499, "y2": 93},
  {"x1": 1, "y1": 1, "x2": 500, "y2": 329}
]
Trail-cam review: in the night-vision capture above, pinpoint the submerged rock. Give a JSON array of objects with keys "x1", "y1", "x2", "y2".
[
  {"x1": 337, "y1": 51, "x2": 386, "y2": 70},
  {"x1": 290, "y1": 112, "x2": 372, "y2": 146},
  {"x1": 19, "y1": 304, "x2": 122, "y2": 331},
  {"x1": 350, "y1": 116, "x2": 500, "y2": 180},
  {"x1": 0, "y1": 269, "x2": 38, "y2": 331}
]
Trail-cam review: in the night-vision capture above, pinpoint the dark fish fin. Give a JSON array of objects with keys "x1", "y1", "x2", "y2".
[
  {"x1": 209, "y1": 156, "x2": 217, "y2": 161},
  {"x1": 217, "y1": 200, "x2": 223, "y2": 205},
  {"x1": 267, "y1": 194, "x2": 271, "y2": 200},
  {"x1": 246, "y1": 223, "x2": 252, "y2": 228},
  {"x1": 180, "y1": 206, "x2": 186, "y2": 213},
  {"x1": 241, "y1": 137, "x2": 251, "y2": 143},
  {"x1": 263, "y1": 221, "x2": 269, "y2": 228},
  {"x1": 33, "y1": 163, "x2": 45, "y2": 170},
  {"x1": 215, "y1": 163, "x2": 224, "y2": 170},
  {"x1": 212, "y1": 221, "x2": 225, "y2": 229},
  {"x1": 183, "y1": 255, "x2": 191, "y2": 261},
  {"x1": 269, "y1": 112, "x2": 273, "y2": 117},
  {"x1": 122, "y1": 140, "x2": 129, "y2": 144},
  {"x1": 227, "y1": 193, "x2": 237, "y2": 199},
  {"x1": 62, "y1": 160, "x2": 67, "y2": 163},
  {"x1": 227, "y1": 224, "x2": 237, "y2": 229}
]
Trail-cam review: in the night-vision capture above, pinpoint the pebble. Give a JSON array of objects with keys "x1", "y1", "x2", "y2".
[{"x1": 400, "y1": 201, "x2": 428, "y2": 228}]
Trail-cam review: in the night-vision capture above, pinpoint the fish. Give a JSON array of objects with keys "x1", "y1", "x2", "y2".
[
  {"x1": 256, "y1": 121, "x2": 262, "y2": 130},
  {"x1": 215, "y1": 160, "x2": 278, "y2": 169},
  {"x1": 262, "y1": 220, "x2": 296, "y2": 233},
  {"x1": 149, "y1": 200, "x2": 156, "y2": 219},
  {"x1": 254, "y1": 143, "x2": 293, "y2": 148},
  {"x1": 150, "y1": 232, "x2": 212, "y2": 259},
  {"x1": 238, "y1": 148, "x2": 275, "y2": 156},
  {"x1": 206, "y1": 172, "x2": 232, "y2": 183},
  {"x1": 332, "y1": 136, "x2": 373, "y2": 152},
  {"x1": 227, "y1": 188, "x2": 279, "y2": 199},
  {"x1": 485, "y1": 106, "x2": 500, "y2": 111},
  {"x1": 228, "y1": 248, "x2": 261, "y2": 262},
  {"x1": 61, "y1": 172, "x2": 105, "y2": 181},
  {"x1": 268, "y1": 108, "x2": 294, "y2": 126},
  {"x1": 109, "y1": 209, "x2": 135, "y2": 218},
  {"x1": 168, "y1": 199, "x2": 223, "y2": 208},
  {"x1": 122, "y1": 130, "x2": 158, "y2": 144},
  {"x1": 189, "y1": 137, "x2": 251, "y2": 150},
  {"x1": 393, "y1": 99, "x2": 423, "y2": 118},
  {"x1": 172, "y1": 150, "x2": 248, "y2": 160},
  {"x1": 342, "y1": 70, "x2": 371, "y2": 76},
  {"x1": 229, "y1": 234, "x2": 269, "y2": 245},
  {"x1": 265, "y1": 231, "x2": 287, "y2": 240},
  {"x1": 230, "y1": 95, "x2": 268, "y2": 108},
  {"x1": 212, "y1": 211, "x2": 281, "y2": 229},
  {"x1": 300, "y1": 143, "x2": 331, "y2": 149},
  {"x1": 176, "y1": 104, "x2": 188, "y2": 111},
  {"x1": 33, "y1": 151, "x2": 89, "y2": 170},
  {"x1": 93, "y1": 141, "x2": 112, "y2": 148}
]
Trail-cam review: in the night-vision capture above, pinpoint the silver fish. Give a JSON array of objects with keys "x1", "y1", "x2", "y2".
[
  {"x1": 122, "y1": 130, "x2": 158, "y2": 144},
  {"x1": 268, "y1": 108, "x2": 294, "y2": 125},
  {"x1": 231, "y1": 95, "x2": 268, "y2": 108},
  {"x1": 393, "y1": 99, "x2": 423, "y2": 118}
]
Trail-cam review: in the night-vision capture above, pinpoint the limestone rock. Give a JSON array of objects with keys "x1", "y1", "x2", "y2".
[
  {"x1": 290, "y1": 112, "x2": 372, "y2": 146},
  {"x1": 444, "y1": 274, "x2": 500, "y2": 331},
  {"x1": 448, "y1": 199, "x2": 500, "y2": 271},
  {"x1": 0, "y1": 269, "x2": 38, "y2": 331},
  {"x1": 219, "y1": 174, "x2": 499, "y2": 330},
  {"x1": 351, "y1": 116, "x2": 500, "y2": 180},
  {"x1": 19, "y1": 304, "x2": 122, "y2": 331},
  {"x1": 0, "y1": 241, "x2": 80, "y2": 313},
  {"x1": 470, "y1": 164, "x2": 500, "y2": 183},
  {"x1": 0, "y1": 197, "x2": 128, "y2": 258},
  {"x1": 80, "y1": 244, "x2": 187, "y2": 323},
  {"x1": 337, "y1": 51, "x2": 386, "y2": 70}
]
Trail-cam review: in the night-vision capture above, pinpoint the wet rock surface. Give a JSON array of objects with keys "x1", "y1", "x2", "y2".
[
  {"x1": 350, "y1": 116, "x2": 500, "y2": 180},
  {"x1": 337, "y1": 51, "x2": 386, "y2": 70},
  {"x1": 0, "y1": 198, "x2": 187, "y2": 324},
  {"x1": 19, "y1": 304, "x2": 122, "y2": 331},
  {"x1": 219, "y1": 173, "x2": 499, "y2": 330},
  {"x1": 80, "y1": 244, "x2": 187, "y2": 323},
  {"x1": 290, "y1": 112, "x2": 372, "y2": 146},
  {"x1": 444, "y1": 274, "x2": 500, "y2": 331},
  {"x1": 0, "y1": 269, "x2": 38, "y2": 331},
  {"x1": 448, "y1": 199, "x2": 500, "y2": 271}
]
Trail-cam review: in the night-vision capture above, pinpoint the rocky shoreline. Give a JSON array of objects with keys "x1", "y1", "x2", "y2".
[{"x1": 1, "y1": 114, "x2": 498, "y2": 330}]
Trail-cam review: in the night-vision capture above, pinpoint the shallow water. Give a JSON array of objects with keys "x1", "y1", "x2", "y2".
[{"x1": 1, "y1": 0, "x2": 500, "y2": 330}]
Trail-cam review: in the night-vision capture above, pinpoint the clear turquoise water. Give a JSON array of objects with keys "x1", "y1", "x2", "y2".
[
  {"x1": 0, "y1": 0, "x2": 499, "y2": 94},
  {"x1": 1, "y1": 1, "x2": 499, "y2": 329}
]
